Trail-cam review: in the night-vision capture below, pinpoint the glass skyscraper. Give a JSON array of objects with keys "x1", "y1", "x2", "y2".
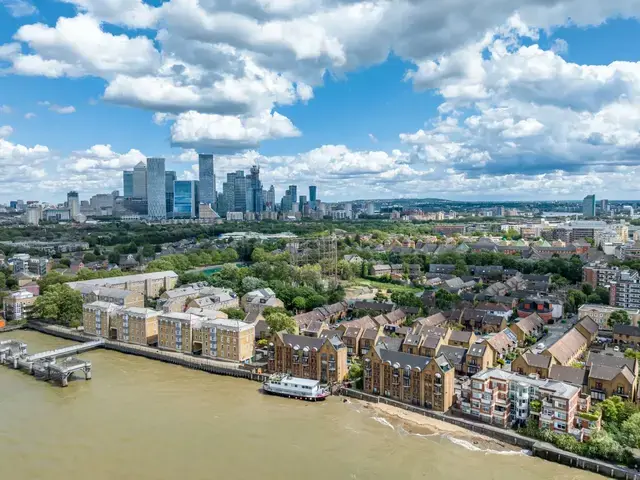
[
  {"x1": 123, "y1": 171, "x2": 133, "y2": 197},
  {"x1": 247, "y1": 165, "x2": 263, "y2": 213},
  {"x1": 198, "y1": 154, "x2": 216, "y2": 207},
  {"x1": 309, "y1": 185, "x2": 317, "y2": 202},
  {"x1": 174, "y1": 180, "x2": 199, "y2": 218},
  {"x1": 165, "y1": 170, "x2": 176, "y2": 216},
  {"x1": 133, "y1": 161, "x2": 147, "y2": 198},
  {"x1": 583, "y1": 194, "x2": 596, "y2": 218},
  {"x1": 234, "y1": 171, "x2": 247, "y2": 212},
  {"x1": 147, "y1": 157, "x2": 167, "y2": 219}
]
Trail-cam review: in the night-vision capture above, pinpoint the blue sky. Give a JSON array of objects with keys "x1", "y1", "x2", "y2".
[{"x1": 2, "y1": 0, "x2": 640, "y2": 203}]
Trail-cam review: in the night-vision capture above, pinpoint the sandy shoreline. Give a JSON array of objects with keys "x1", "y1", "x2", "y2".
[{"x1": 357, "y1": 401, "x2": 524, "y2": 453}]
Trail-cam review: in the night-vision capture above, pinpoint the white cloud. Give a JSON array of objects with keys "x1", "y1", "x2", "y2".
[
  {"x1": 169, "y1": 110, "x2": 301, "y2": 151},
  {"x1": 38, "y1": 101, "x2": 76, "y2": 114},
  {"x1": 1, "y1": 0, "x2": 37, "y2": 17},
  {"x1": 368, "y1": 133, "x2": 378, "y2": 143},
  {"x1": 0, "y1": 125, "x2": 13, "y2": 138},
  {"x1": 24, "y1": 112, "x2": 36, "y2": 119},
  {"x1": 13, "y1": 15, "x2": 160, "y2": 78},
  {"x1": 0, "y1": 105, "x2": 11, "y2": 114},
  {"x1": 65, "y1": 144, "x2": 146, "y2": 173}
]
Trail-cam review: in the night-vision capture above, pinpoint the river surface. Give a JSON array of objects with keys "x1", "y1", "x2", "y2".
[{"x1": 0, "y1": 331, "x2": 603, "y2": 480}]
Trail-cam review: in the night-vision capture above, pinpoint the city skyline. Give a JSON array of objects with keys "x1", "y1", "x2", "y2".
[{"x1": 2, "y1": 5, "x2": 640, "y2": 202}]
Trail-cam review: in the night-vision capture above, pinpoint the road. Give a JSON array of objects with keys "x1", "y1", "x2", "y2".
[{"x1": 531, "y1": 314, "x2": 577, "y2": 354}]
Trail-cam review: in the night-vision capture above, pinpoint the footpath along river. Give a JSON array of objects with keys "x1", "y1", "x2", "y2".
[{"x1": 0, "y1": 330, "x2": 604, "y2": 480}]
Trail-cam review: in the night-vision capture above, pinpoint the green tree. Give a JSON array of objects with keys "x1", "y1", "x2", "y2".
[
  {"x1": 37, "y1": 271, "x2": 70, "y2": 294},
  {"x1": 373, "y1": 291, "x2": 388, "y2": 303},
  {"x1": 241, "y1": 276, "x2": 267, "y2": 294},
  {"x1": 620, "y1": 412, "x2": 640, "y2": 448},
  {"x1": 31, "y1": 284, "x2": 83, "y2": 326},
  {"x1": 292, "y1": 296, "x2": 307, "y2": 311},
  {"x1": 337, "y1": 260, "x2": 355, "y2": 280},
  {"x1": 220, "y1": 307, "x2": 246, "y2": 320},
  {"x1": 581, "y1": 283, "x2": 594, "y2": 296},
  {"x1": 83, "y1": 252, "x2": 97, "y2": 263},
  {"x1": 142, "y1": 244, "x2": 156, "y2": 258},
  {"x1": 453, "y1": 260, "x2": 469, "y2": 276},
  {"x1": 390, "y1": 290, "x2": 422, "y2": 309},
  {"x1": 265, "y1": 311, "x2": 297, "y2": 334},
  {"x1": 595, "y1": 287, "x2": 610, "y2": 304},
  {"x1": 566, "y1": 289, "x2": 587, "y2": 313},
  {"x1": 307, "y1": 294, "x2": 327, "y2": 309},
  {"x1": 0, "y1": 271, "x2": 6, "y2": 289},
  {"x1": 608, "y1": 310, "x2": 631, "y2": 328},
  {"x1": 60, "y1": 258, "x2": 71, "y2": 267},
  {"x1": 435, "y1": 289, "x2": 460, "y2": 310}
]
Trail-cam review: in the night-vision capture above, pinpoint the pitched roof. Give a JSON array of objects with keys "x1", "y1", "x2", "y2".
[
  {"x1": 467, "y1": 342, "x2": 487, "y2": 357},
  {"x1": 346, "y1": 315, "x2": 378, "y2": 330},
  {"x1": 422, "y1": 335, "x2": 441, "y2": 350},
  {"x1": 577, "y1": 316, "x2": 599, "y2": 336},
  {"x1": 375, "y1": 345, "x2": 432, "y2": 370},
  {"x1": 544, "y1": 328, "x2": 588, "y2": 365},
  {"x1": 361, "y1": 327, "x2": 381, "y2": 340},
  {"x1": 416, "y1": 312, "x2": 447, "y2": 327},
  {"x1": 376, "y1": 336, "x2": 403, "y2": 352},
  {"x1": 449, "y1": 330, "x2": 473, "y2": 343},
  {"x1": 486, "y1": 329, "x2": 518, "y2": 353},
  {"x1": 352, "y1": 301, "x2": 394, "y2": 313},
  {"x1": 512, "y1": 313, "x2": 544, "y2": 335},
  {"x1": 437, "y1": 344, "x2": 467, "y2": 366},
  {"x1": 342, "y1": 326, "x2": 363, "y2": 338},
  {"x1": 613, "y1": 324, "x2": 640, "y2": 337},
  {"x1": 586, "y1": 352, "x2": 637, "y2": 372},
  {"x1": 475, "y1": 302, "x2": 511, "y2": 312},
  {"x1": 403, "y1": 334, "x2": 423, "y2": 347},
  {"x1": 483, "y1": 314, "x2": 506, "y2": 326},
  {"x1": 548, "y1": 365, "x2": 588, "y2": 386},
  {"x1": 520, "y1": 352, "x2": 553, "y2": 369},
  {"x1": 589, "y1": 364, "x2": 635, "y2": 385}
]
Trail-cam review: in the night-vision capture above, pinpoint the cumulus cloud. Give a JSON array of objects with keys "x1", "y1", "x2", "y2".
[
  {"x1": 38, "y1": 101, "x2": 76, "y2": 114},
  {"x1": 0, "y1": 105, "x2": 11, "y2": 114},
  {"x1": 24, "y1": 112, "x2": 36, "y2": 119},
  {"x1": 169, "y1": 110, "x2": 301, "y2": 151}
]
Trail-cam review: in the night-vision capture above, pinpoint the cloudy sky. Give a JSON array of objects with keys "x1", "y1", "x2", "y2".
[{"x1": 1, "y1": 0, "x2": 640, "y2": 203}]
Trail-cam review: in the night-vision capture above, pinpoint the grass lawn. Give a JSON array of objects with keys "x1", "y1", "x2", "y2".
[{"x1": 349, "y1": 278, "x2": 422, "y2": 294}]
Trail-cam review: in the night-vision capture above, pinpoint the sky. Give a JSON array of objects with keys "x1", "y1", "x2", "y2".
[{"x1": 2, "y1": 1, "x2": 640, "y2": 203}]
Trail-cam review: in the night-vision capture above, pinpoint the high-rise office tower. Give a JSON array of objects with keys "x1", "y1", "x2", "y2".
[
  {"x1": 198, "y1": 154, "x2": 216, "y2": 207},
  {"x1": 583, "y1": 194, "x2": 596, "y2": 218},
  {"x1": 67, "y1": 191, "x2": 79, "y2": 219},
  {"x1": 133, "y1": 161, "x2": 147, "y2": 198},
  {"x1": 309, "y1": 186, "x2": 317, "y2": 203},
  {"x1": 146, "y1": 157, "x2": 167, "y2": 219},
  {"x1": 288, "y1": 185, "x2": 297, "y2": 205},
  {"x1": 174, "y1": 180, "x2": 199, "y2": 218},
  {"x1": 123, "y1": 171, "x2": 133, "y2": 197},
  {"x1": 234, "y1": 171, "x2": 247, "y2": 212},
  {"x1": 165, "y1": 170, "x2": 176, "y2": 216},
  {"x1": 222, "y1": 172, "x2": 236, "y2": 213},
  {"x1": 600, "y1": 199, "x2": 609, "y2": 212},
  {"x1": 265, "y1": 185, "x2": 275, "y2": 211},
  {"x1": 247, "y1": 165, "x2": 264, "y2": 213},
  {"x1": 299, "y1": 195, "x2": 307, "y2": 212}
]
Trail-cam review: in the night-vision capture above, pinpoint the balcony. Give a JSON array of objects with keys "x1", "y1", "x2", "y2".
[{"x1": 328, "y1": 362, "x2": 336, "y2": 372}]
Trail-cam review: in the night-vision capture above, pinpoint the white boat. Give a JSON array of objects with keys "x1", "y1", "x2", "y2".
[{"x1": 262, "y1": 374, "x2": 329, "y2": 401}]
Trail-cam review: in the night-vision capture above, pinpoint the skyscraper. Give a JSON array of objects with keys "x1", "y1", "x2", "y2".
[
  {"x1": 234, "y1": 171, "x2": 247, "y2": 212},
  {"x1": 309, "y1": 186, "x2": 317, "y2": 203},
  {"x1": 165, "y1": 170, "x2": 176, "y2": 216},
  {"x1": 67, "y1": 191, "x2": 79, "y2": 219},
  {"x1": 123, "y1": 171, "x2": 133, "y2": 197},
  {"x1": 133, "y1": 161, "x2": 147, "y2": 198},
  {"x1": 174, "y1": 180, "x2": 199, "y2": 218},
  {"x1": 146, "y1": 157, "x2": 167, "y2": 219},
  {"x1": 265, "y1": 185, "x2": 275, "y2": 211},
  {"x1": 583, "y1": 194, "x2": 596, "y2": 218},
  {"x1": 198, "y1": 154, "x2": 216, "y2": 207},
  {"x1": 221, "y1": 172, "x2": 236, "y2": 215},
  {"x1": 288, "y1": 185, "x2": 298, "y2": 205},
  {"x1": 247, "y1": 165, "x2": 264, "y2": 213}
]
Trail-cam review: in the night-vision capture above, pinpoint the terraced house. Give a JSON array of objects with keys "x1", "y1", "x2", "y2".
[
  {"x1": 363, "y1": 346, "x2": 455, "y2": 411},
  {"x1": 267, "y1": 332, "x2": 348, "y2": 384},
  {"x1": 68, "y1": 271, "x2": 178, "y2": 300},
  {"x1": 110, "y1": 307, "x2": 160, "y2": 346}
]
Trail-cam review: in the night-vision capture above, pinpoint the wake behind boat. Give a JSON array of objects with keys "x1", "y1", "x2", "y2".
[{"x1": 262, "y1": 373, "x2": 330, "y2": 401}]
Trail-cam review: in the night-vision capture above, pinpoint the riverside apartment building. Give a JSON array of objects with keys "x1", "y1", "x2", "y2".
[{"x1": 460, "y1": 369, "x2": 594, "y2": 439}]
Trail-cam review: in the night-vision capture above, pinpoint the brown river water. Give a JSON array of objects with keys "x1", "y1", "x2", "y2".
[{"x1": 0, "y1": 330, "x2": 603, "y2": 480}]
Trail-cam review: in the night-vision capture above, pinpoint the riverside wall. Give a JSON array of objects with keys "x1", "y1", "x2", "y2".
[{"x1": 341, "y1": 388, "x2": 640, "y2": 480}]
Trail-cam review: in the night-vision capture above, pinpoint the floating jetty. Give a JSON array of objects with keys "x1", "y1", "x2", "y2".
[{"x1": 0, "y1": 338, "x2": 103, "y2": 386}]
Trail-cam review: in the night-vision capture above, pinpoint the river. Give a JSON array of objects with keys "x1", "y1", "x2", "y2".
[{"x1": 0, "y1": 331, "x2": 603, "y2": 480}]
